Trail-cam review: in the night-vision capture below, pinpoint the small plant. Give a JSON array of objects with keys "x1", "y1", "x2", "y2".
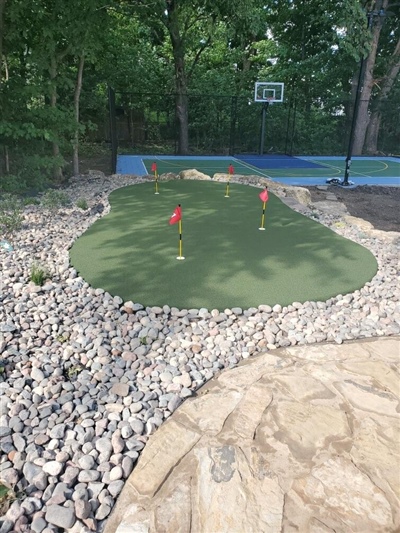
[
  {"x1": 66, "y1": 364, "x2": 83, "y2": 380},
  {"x1": 30, "y1": 262, "x2": 50, "y2": 286},
  {"x1": 76, "y1": 198, "x2": 88, "y2": 210},
  {"x1": 139, "y1": 336, "x2": 148, "y2": 345},
  {"x1": 0, "y1": 193, "x2": 24, "y2": 239},
  {"x1": 56, "y1": 334, "x2": 68, "y2": 343},
  {"x1": 0, "y1": 483, "x2": 17, "y2": 516},
  {"x1": 41, "y1": 189, "x2": 70, "y2": 211},
  {"x1": 23, "y1": 197, "x2": 40, "y2": 206}
]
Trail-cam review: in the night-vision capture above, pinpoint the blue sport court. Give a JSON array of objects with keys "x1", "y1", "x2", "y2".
[{"x1": 117, "y1": 154, "x2": 400, "y2": 186}]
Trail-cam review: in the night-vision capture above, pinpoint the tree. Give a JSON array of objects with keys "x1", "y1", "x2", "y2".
[
  {"x1": 362, "y1": 1, "x2": 400, "y2": 154},
  {"x1": 117, "y1": 0, "x2": 269, "y2": 154},
  {"x1": 0, "y1": 0, "x2": 108, "y2": 186},
  {"x1": 351, "y1": 1, "x2": 398, "y2": 154}
]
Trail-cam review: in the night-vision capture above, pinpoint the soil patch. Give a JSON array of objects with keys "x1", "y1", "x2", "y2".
[{"x1": 307, "y1": 185, "x2": 400, "y2": 233}]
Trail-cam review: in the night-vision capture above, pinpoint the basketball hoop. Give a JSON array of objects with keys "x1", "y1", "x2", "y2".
[
  {"x1": 254, "y1": 82, "x2": 284, "y2": 155},
  {"x1": 254, "y1": 82, "x2": 284, "y2": 103},
  {"x1": 260, "y1": 97, "x2": 273, "y2": 115}
]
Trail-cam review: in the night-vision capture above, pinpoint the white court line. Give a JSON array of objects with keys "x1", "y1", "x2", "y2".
[
  {"x1": 305, "y1": 157, "x2": 382, "y2": 180},
  {"x1": 231, "y1": 157, "x2": 275, "y2": 180}
]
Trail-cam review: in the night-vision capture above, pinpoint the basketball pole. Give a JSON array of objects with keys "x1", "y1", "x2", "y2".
[
  {"x1": 259, "y1": 101, "x2": 270, "y2": 156},
  {"x1": 108, "y1": 85, "x2": 117, "y2": 174}
]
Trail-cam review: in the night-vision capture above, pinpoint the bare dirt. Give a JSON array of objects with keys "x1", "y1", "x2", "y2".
[{"x1": 306, "y1": 185, "x2": 400, "y2": 233}]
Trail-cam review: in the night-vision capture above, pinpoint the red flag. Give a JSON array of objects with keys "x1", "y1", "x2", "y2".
[
  {"x1": 228, "y1": 164, "x2": 234, "y2": 175},
  {"x1": 151, "y1": 162, "x2": 157, "y2": 172},
  {"x1": 259, "y1": 188, "x2": 269, "y2": 202},
  {"x1": 169, "y1": 205, "x2": 182, "y2": 225}
]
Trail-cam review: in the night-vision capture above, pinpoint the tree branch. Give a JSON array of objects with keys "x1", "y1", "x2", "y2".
[
  {"x1": 182, "y1": 12, "x2": 209, "y2": 38},
  {"x1": 187, "y1": 35, "x2": 212, "y2": 80}
]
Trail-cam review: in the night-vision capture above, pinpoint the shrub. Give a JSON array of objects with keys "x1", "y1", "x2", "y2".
[
  {"x1": 23, "y1": 197, "x2": 40, "y2": 206},
  {"x1": 0, "y1": 193, "x2": 24, "y2": 238},
  {"x1": 30, "y1": 262, "x2": 50, "y2": 286},
  {"x1": 76, "y1": 198, "x2": 88, "y2": 210},
  {"x1": 0, "y1": 174, "x2": 27, "y2": 194},
  {"x1": 41, "y1": 189, "x2": 70, "y2": 211}
]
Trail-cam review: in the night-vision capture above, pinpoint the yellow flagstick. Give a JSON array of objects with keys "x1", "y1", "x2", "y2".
[
  {"x1": 177, "y1": 219, "x2": 184, "y2": 260},
  {"x1": 225, "y1": 164, "x2": 234, "y2": 197},
  {"x1": 225, "y1": 179, "x2": 230, "y2": 197},
  {"x1": 154, "y1": 170, "x2": 159, "y2": 194},
  {"x1": 259, "y1": 201, "x2": 267, "y2": 230}
]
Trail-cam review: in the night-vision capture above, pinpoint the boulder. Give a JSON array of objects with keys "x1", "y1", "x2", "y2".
[
  {"x1": 312, "y1": 200, "x2": 348, "y2": 215},
  {"x1": 159, "y1": 172, "x2": 178, "y2": 181},
  {"x1": 284, "y1": 185, "x2": 312, "y2": 206},
  {"x1": 223, "y1": 174, "x2": 312, "y2": 206},
  {"x1": 343, "y1": 215, "x2": 400, "y2": 244},
  {"x1": 213, "y1": 173, "x2": 232, "y2": 181},
  {"x1": 179, "y1": 169, "x2": 211, "y2": 180},
  {"x1": 87, "y1": 170, "x2": 106, "y2": 180}
]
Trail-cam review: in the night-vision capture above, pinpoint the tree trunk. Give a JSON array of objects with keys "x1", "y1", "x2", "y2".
[
  {"x1": 364, "y1": 110, "x2": 381, "y2": 154},
  {"x1": 364, "y1": 34, "x2": 400, "y2": 154},
  {"x1": 73, "y1": 53, "x2": 85, "y2": 176},
  {"x1": 165, "y1": 3, "x2": 189, "y2": 155},
  {"x1": 49, "y1": 56, "x2": 63, "y2": 182},
  {"x1": 1, "y1": 0, "x2": 8, "y2": 174},
  {"x1": 174, "y1": 58, "x2": 189, "y2": 155},
  {"x1": 0, "y1": 0, "x2": 6, "y2": 82},
  {"x1": 352, "y1": 0, "x2": 388, "y2": 155}
]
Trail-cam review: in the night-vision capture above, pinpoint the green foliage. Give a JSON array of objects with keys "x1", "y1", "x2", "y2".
[
  {"x1": 0, "y1": 484, "x2": 17, "y2": 516},
  {"x1": 0, "y1": 175, "x2": 27, "y2": 194},
  {"x1": 0, "y1": 194, "x2": 24, "y2": 238},
  {"x1": 65, "y1": 364, "x2": 83, "y2": 380},
  {"x1": 23, "y1": 197, "x2": 41, "y2": 206},
  {"x1": 41, "y1": 190, "x2": 70, "y2": 211},
  {"x1": 11, "y1": 153, "x2": 64, "y2": 191},
  {"x1": 1, "y1": 0, "x2": 109, "y2": 184},
  {"x1": 30, "y1": 262, "x2": 50, "y2": 286},
  {"x1": 79, "y1": 142, "x2": 111, "y2": 157},
  {"x1": 0, "y1": 0, "x2": 398, "y2": 161},
  {"x1": 76, "y1": 198, "x2": 88, "y2": 210}
]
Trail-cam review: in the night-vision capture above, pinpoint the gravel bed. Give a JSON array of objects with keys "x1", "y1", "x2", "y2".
[{"x1": 0, "y1": 173, "x2": 399, "y2": 533}]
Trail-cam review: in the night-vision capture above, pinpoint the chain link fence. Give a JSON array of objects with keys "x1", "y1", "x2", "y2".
[{"x1": 108, "y1": 90, "x2": 365, "y2": 158}]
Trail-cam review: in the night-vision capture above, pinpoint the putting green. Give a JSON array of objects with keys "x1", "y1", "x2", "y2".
[{"x1": 69, "y1": 180, "x2": 378, "y2": 310}]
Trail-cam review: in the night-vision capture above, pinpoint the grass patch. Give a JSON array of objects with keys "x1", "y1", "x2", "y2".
[{"x1": 30, "y1": 262, "x2": 50, "y2": 286}]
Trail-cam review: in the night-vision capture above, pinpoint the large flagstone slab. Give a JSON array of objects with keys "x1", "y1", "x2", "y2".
[{"x1": 105, "y1": 337, "x2": 400, "y2": 533}]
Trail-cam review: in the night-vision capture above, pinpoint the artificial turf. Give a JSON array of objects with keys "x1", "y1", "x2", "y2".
[{"x1": 69, "y1": 180, "x2": 378, "y2": 310}]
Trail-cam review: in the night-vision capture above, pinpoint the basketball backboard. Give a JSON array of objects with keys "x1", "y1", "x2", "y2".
[{"x1": 254, "y1": 82, "x2": 284, "y2": 103}]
